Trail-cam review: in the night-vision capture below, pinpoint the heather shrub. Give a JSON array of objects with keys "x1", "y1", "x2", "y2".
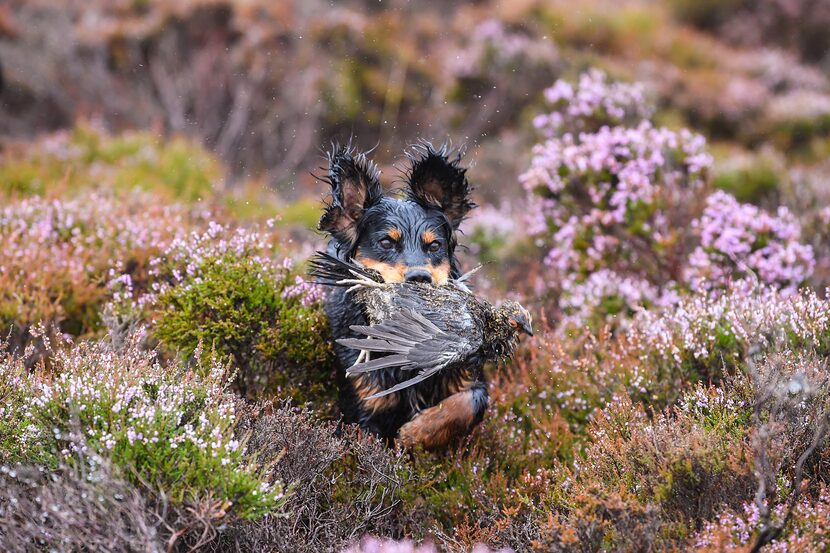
[
  {"x1": 498, "y1": 316, "x2": 700, "y2": 433},
  {"x1": 701, "y1": 49, "x2": 830, "y2": 152},
  {"x1": 447, "y1": 20, "x2": 560, "y2": 86},
  {"x1": 685, "y1": 191, "x2": 814, "y2": 294},
  {"x1": 401, "y1": 398, "x2": 574, "y2": 549},
  {"x1": 712, "y1": 150, "x2": 782, "y2": 204},
  {"x1": 498, "y1": 281, "x2": 830, "y2": 436},
  {"x1": 508, "y1": 325, "x2": 658, "y2": 421},
  {"x1": 523, "y1": 69, "x2": 825, "y2": 331},
  {"x1": 203, "y1": 404, "x2": 412, "y2": 553},
  {"x1": 522, "y1": 120, "x2": 712, "y2": 275},
  {"x1": 0, "y1": 346, "x2": 31, "y2": 464},
  {"x1": 0, "y1": 191, "x2": 202, "y2": 356},
  {"x1": 634, "y1": 280, "x2": 830, "y2": 375},
  {"x1": 1, "y1": 333, "x2": 286, "y2": 521},
  {"x1": 120, "y1": 221, "x2": 334, "y2": 400},
  {"x1": 644, "y1": 38, "x2": 830, "y2": 149},
  {"x1": 542, "y1": 387, "x2": 755, "y2": 549},
  {"x1": 521, "y1": 70, "x2": 712, "y2": 328},
  {"x1": 691, "y1": 351, "x2": 830, "y2": 551},
  {"x1": 693, "y1": 490, "x2": 830, "y2": 552},
  {"x1": 530, "y1": 68, "x2": 652, "y2": 138},
  {"x1": 535, "y1": 488, "x2": 664, "y2": 552},
  {"x1": 460, "y1": 203, "x2": 520, "y2": 264},
  {"x1": 531, "y1": 349, "x2": 830, "y2": 551},
  {"x1": 0, "y1": 125, "x2": 220, "y2": 202},
  {"x1": 762, "y1": 91, "x2": 830, "y2": 152},
  {"x1": 534, "y1": 2, "x2": 661, "y2": 60},
  {"x1": 782, "y1": 162, "x2": 830, "y2": 288},
  {"x1": 0, "y1": 461, "x2": 164, "y2": 552}
]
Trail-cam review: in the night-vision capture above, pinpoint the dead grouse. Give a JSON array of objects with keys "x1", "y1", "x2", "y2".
[{"x1": 309, "y1": 252, "x2": 533, "y2": 399}]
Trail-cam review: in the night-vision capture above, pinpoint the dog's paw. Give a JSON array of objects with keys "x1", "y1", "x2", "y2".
[{"x1": 396, "y1": 418, "x2": 422, "y2": 449}]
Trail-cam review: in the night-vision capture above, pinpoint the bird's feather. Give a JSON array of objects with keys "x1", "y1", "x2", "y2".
[
  {"x1": 338, "y1": 308, "x2": 472, "y2": 398},
  {"x1": 363, "y1": 368, "x2": 445, "y2": 399},
  {"x1": 308, "y1": 251, "x2": 382, "y2": 285}
]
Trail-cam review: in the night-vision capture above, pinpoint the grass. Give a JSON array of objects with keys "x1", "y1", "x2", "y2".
[{"x1": 0, "y1": 125, "x2": 221, "y2": 202}]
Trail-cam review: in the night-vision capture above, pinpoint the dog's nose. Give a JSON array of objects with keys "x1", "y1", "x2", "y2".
[{"x1": 404, "y1": 269, "x2": 433, "y2": 284}]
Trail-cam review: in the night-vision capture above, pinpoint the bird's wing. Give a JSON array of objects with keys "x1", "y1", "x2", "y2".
[
  {"x1": 337, "y1": 308, "x2": 474, "y2": 399},
  {"x1": 307, "y1": 251, "x2": 383, "y2": 285}
]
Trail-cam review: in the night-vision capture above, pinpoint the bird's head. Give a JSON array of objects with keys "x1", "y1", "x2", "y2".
[{"x1": 501, "y1": 301, "x2": 533, "y2": 337}]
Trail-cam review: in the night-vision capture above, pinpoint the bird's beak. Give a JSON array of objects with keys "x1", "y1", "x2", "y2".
[{"x1": 511, "y1": 317, "x2": 533, "y2": 336}]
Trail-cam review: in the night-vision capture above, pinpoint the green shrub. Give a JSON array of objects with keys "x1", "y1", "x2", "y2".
[
  {"x1": 713, "y1": 159, "x2": 780, "y2": 204},
  {"x1": 767, "y1": 112, "x2": 830, "y2": 155},
  {"x1": 0, "y1": 350, "x2": 34, "y2": 464},
  {"x1": 134, "y1": 223, "x2": 335, "y2": 401},
  {"x1": 194, "y1": 403, "x2": 413, "y2": 552},
  {"x1": 0, "y1": 125, "x2": 221, "y2": 202}
]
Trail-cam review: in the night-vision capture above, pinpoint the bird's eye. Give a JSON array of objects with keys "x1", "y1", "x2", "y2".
[
  {"x1": 379, "y1": 238, "x2": 395, "y2": 250},
  {"x1": 509, "y1": 319, "x2": 519, "y2": 328},
  {"x1": 428, "y1": 241, "x2": 441, "y2": 253}
]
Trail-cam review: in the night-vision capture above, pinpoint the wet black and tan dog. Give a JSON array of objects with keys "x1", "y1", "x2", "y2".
[{"x1": 318, "y1": 141, "x2": 483, "y2": 450}]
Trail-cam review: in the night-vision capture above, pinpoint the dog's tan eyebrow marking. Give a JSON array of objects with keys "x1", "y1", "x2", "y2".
[
  {"x1": 387, "y1": 227, "x2": 402, "y2": 241},
  {"x1": 422, "y1": 229, "x2": 438, "y2": 243}
]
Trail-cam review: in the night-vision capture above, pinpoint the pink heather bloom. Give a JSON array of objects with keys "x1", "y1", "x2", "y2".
[
  {"x1": 633, "y1": 279, "x2": 830, "y2": 364},
  {"x1": 685, "y1": 191, "x2": 814, "y2": 294},
  {"x1": 534, "y1": 69, "x2": 653, "y2": 137},
  {"x1": 117, "y1": 221, "x2": 324, "y2": 313},
  {"x1": 521, "y1": 72, "x2": 711, "y2": 328},
  {"x1": 693, "y1": 488, "x2": 830, "y2": 551},
  {"x1": 281, "y1": 275, "x2": 326, "y2": 307},
  {"x1": 558, "y1": 270, "x2": 665, "y2": 329},
  {"x1": 461, "y1": 203, "x2": 518, "y2": 239}
]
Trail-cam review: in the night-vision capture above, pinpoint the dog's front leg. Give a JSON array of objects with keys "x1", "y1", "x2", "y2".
[{"x1": 397, "y1": 382, "x2": 488, "y2": 450}]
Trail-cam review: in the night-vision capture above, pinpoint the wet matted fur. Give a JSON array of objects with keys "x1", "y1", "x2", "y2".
[{"x1": 318, "y1": 141, "x2": 487, "y2": 449}]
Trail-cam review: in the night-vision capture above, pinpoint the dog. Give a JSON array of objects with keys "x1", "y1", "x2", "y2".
[{"x1": 318, "y1": 141, "x2": 486, "y2": 450}]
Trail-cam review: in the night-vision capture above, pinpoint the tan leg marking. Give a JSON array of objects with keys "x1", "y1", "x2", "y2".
[
  {"x1": 352, "y1": 373, "x2": 399, "y2": 413},
  {"x1": 397, "y1": 390, "x2": 479, "y2": 450}
]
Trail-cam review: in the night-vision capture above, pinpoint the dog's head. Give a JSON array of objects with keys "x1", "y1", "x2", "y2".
[{"x1": 318, "y1": 142, "x2": 475, "y2": 285}]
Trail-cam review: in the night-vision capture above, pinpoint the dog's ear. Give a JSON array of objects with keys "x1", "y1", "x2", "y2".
[
  {"x1": 405, "y1": 142, "x2": 475, "y2": 230},
  {"x1": 318, "y1": 144, "x2": 383, "y2": 245}
]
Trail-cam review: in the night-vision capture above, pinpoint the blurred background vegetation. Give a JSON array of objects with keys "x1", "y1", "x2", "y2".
[{"x1": 2, "y1": 0, "x2": 828, "y2": 208}]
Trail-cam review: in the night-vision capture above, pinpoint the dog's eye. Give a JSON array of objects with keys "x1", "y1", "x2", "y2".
[
  {"x1": 379, "y1": 238, "x2": 395, "y2": 250},
  {"x1": 428, "y1": 241, "x2": 441, "y2": 253}
]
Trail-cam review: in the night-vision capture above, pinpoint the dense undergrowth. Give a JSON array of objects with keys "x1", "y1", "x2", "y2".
[{"x1": 2, "y1": 1, "x2": 830, "y2": 552}]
